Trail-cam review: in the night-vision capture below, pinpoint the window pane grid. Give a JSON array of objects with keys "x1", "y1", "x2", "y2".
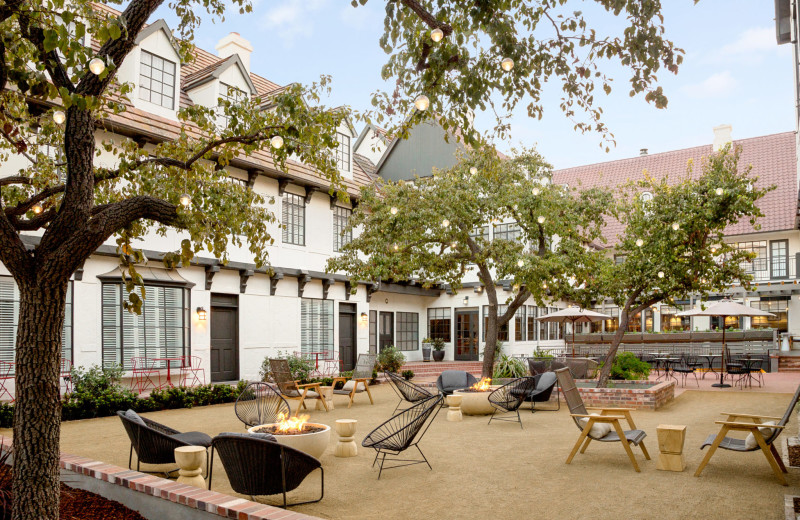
[
  {"x1": 494, "y1": 222, "x2": 522, "y2": 242},
  {"x1": 427, "y1": 308, "x2": 451, "y2": 342},
  {"x1": 138, "y1": 50, "x2": 176, "y2": 109},
  {"x1": 217, "y1": 82, "x2": 247, "y2": 128},
  {"x1": 336, "y1": 133, "x2": 351, "y2": 171},
  {"x1": 301, "y1": 299, "x2": 333, "y2": 355},
  {"x1": 333, "y1": 206, "x2": 352, "y2": 252},
  {"x1": 282, "y1": 192, "x2": 306, "y2": 245},
  {"x1": 514, "y1": 306, "x2": 526, "y2": 341},
  {"x1": 482, "y1": 305, "x2": 509, "y2": 342},
  {"x1": 396, "y1": 312, "x2": 419, "y2": 351}
]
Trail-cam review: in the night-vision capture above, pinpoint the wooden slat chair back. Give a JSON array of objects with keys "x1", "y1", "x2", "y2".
[
  {"x1": 332, "y1": 353, "x2": 376, "y2": 408},
  {"x1": 268, "y1": 358, "x2": 328, "y2": 415}
]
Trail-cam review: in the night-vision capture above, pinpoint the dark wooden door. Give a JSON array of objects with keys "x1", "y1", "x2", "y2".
[
  {"x1": 379, "y1": 311, "x2": 394, "y2": 351},
  {"x1": 455, "y1": 310, "x2": 479, "y2": 361},
  {"x1": 339, "y1": 303, "x2": 357, "y2": 371},
  {"x1": 210, "y1": 294, "x2": 238, "y2": 382}
]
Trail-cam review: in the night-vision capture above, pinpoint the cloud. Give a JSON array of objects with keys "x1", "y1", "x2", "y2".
[
  {"x1": 703, "y1": 26, "x2": 790, "y2": 64},
  {"x1": 680, "y1": 71, "x2": 737, "y2": 99},
  {"x1": 261, "y1": 0, "x2": 329, "y2": 44}
]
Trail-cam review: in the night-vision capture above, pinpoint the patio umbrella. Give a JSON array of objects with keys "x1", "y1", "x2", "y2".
[
  {"x1": 536, "y1": 306, "x2": 611, "y2": 357},
  {"x1": 677, "y1": 299, "x2": 775, "y2": 388}
]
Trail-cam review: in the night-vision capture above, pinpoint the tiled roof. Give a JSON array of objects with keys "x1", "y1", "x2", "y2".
[
  {"x1": 354, "y1": 154, "x2": 377, "y2": 180},
  {"x1": 552, "y1": 131, "x2": 798, "y2": 243}
]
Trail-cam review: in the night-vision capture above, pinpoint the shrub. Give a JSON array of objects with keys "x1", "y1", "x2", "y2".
[
  {"x1": 69, "y1": 364, "x2": 125, "y2": 396},
  {"x1": 431, "y1": 338, "x2": 445, "y2": 351},
  {"x1": 492, "y1": 354, "x2": 526, "y2": 379},
  {"x1": 259, "y1": 351, "x2": 315, "y2": 383},
  {"x1": 377, "y1": 346, "x2": 405, "y2": 373},
  {"x1": 603, "y1": 352, "x2": 651, "y2": 380},
  {"x1": 532, "y1": 347, "x2": 554, "y2": 359},
  {"x1": 401, "y1": 369, "x2": 414, "y2": 380}
]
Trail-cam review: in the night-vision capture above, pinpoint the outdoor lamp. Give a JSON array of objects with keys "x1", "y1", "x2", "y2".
[
  {"x1": 431, "y1": 28, "x2": 444, "y2": 42},
  {"x1": 469, "y1": 166, "x2": 478, "y2": 175},
  {"x1": 442, "y1": 219, "x2": 450, "y2": 228},
  {"x1": 711, "y1": 247, "x2": 717, "y2": 253},
  {"x1": 360, "y1": 312, "x2": 368, "y2": 325},
  {"x1": 537, "y1": 216, "x2": 545, "y2": 224},
  {"x1": 450, "y1": 241, "x2": 457, "y2": 248},
  {"x1": 196, "y1": 307, "x2": 207, "y2": 320},
  {"x1": 414, "y1": 95, "x2": 430, "y2": 111},
  {"x1": 179, "y1": 193, "x2": 191, "y2": 207},
  {"x1": 89, "y1": 57, "x2": 106, "y2": 75},
  {"x1": 390, "y1": 206, "x2": 398, "y2": 215},
  {"x1": 658, "y1": 271, "x2": 665, "y2": 278},
  {"x1": 635, "y1": 238, "x2": 644, "y2": 247},
  {"x1": 270, "y1": 135, "x2": 284, "y2": 149},
  {"x1": 31, "y1": 203, "x2": 43, "y2": 215},
  {"x1": 517, "y1": 259, "x2": 524, "y2": 267},
  {"x1": 500, "y1": 57, "x2": 514, "y2": 71},
  {"x1": 671, "y1": 222, "x2": 680, "y2": 231},
  {"x1": 462, "y1": 296, "x2": 469, "y2": 305},
  {"x1": 715, "y1": 187, "x2": 724, "y2": 196},
  {"x1": 392, "y1": 243, "x2": 399, "y2": 251},
  {"x1": 532, "y1": 187, "x2": 540, "y2": 196},
  {"x1": 53, "y1": 110, "x2": 66, "y2": 124}
]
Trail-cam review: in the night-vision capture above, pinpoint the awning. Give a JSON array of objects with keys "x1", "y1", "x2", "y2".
[{"x1": 97, "y1": 266, "x2": 196, "y2": 288}]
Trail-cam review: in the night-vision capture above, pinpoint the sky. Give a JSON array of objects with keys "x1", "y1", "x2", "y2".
[{"x1": 157, "y1": 0, "x2": 794, "y2": 170}]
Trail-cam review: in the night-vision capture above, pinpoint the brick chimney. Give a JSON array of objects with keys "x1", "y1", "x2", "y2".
[
  {"x1": 215, "y1": 32, "x2": 253, "y2": 74},
  {"x1": 713, "y1": 124, "x2": 733, "y2": 151},
  {"x1": 640, "y1": 148, "x2": 648, "y2": 156}
]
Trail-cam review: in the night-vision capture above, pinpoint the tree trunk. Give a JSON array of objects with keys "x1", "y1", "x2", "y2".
[
  {"x1": 597, "y1": 304, "x2": 630, "y2": 388},
  {"x1": 12, "y1": 276, "x2": 68, "y2": 520},
  {"x1": 482, "y1": 303, "x2": 498, "y2": 378}
]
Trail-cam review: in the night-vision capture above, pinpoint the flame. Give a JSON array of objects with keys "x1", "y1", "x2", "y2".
[
  {"x1": 471, "y1": 377, "x2": 492, "y2": 391},
  {"x1": 275, "y1": 412, "x2": 310, "y2": 433}
]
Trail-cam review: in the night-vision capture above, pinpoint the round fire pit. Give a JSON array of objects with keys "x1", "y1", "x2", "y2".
[
  {"x1": 248, "y1": 423, "x2": 331, "y2": 459},
  {"x1": 452, "y1": 388, "x2": 497, "y2": 415}
]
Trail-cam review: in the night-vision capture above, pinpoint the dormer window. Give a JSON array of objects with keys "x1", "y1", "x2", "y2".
[
  {"x1": 218, "y1": 83, "x2": 247, "y2": 128},
  {"x1": 139, "y1": 51, "x2": 176, "y2": 109},
  {"x1": 336, "y1": 132, "x2": 351, "y2": 172}
]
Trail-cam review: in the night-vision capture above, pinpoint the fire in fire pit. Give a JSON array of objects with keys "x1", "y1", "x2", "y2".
[
  {"x1": 254, "y1": 413, "x2": 326, "y2": 436},
  {"x1": 470, "y1": 377, "x2": 492, "y2": 391}
]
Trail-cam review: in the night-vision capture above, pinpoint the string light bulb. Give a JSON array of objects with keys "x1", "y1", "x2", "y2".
[
  {"x1": 390, "y1": 206, "x2": 398, "y2": 215},
  {"x1": 658, "y1": 271, "x2": 664, "y2": 278},
  {"x1": 537, "y1": 216, "x2": 545, "y2": 224},
  {"x1": 414, "y1": 95, "x2": 430, "y2": 111},
  {"x1": 53, "y1": 110, "x2": 66, "y2": 124},
  {"x1": 715, "y1": 187, "x2": 724, "y2": 196},
  {"x1": 89, "y1": 57, "x2": 105, "y2": 75},
  {"x1": 441, "y1": 219, "x2": 450, "y2": 228},
  {"x1": 179, "y1": 193, "x2": 191, "y2": 207},
  {"x1": 450, "y1": 241, "x2": 457, "y2": 248},
  {"x1": 469, "y1": 166, "x2": 478, "y2": 175},
  {"x1": 270, "y1": 135, "x2": 284, "y2": 149},
  {"x1": 392, "y1": 243, "x2": 399, "y2": 251},
  {"x1": 711, "y1": 246, "x2": 717, "y2": 253},
  {"x1": 517, "y1": 259, "x2": 524, "y2": 267},
  {"x1": 636, "y1": 238, "x2": 644, "y2": 247},
  {"x1": 31, "y1": 202, "x2": 43, "y2": 214},
  {"x1": 671, "y1": 222, "x2": 679, "y2": 231},
  {"x1": 500, "y1": 57, "x2": 514, "y2": 71},
  {"x1": 532, "y1": 187, "x2": 540, "y2": 196},
  {"x1": 431, "y1": 28, "x2": 444, "y2": 42}
]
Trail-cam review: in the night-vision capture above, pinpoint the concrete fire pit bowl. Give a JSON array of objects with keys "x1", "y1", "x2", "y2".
[
  {"x1": 452, "y1": 388, "x2": 497, "y2": 415},
  {"x1": 247, "y1": 423, "x2": 331, "y2": 459}
]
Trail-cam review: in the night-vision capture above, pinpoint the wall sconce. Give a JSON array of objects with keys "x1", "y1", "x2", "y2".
[
  {"x1": 196, "y1": 307, "x2": 207, "y2": 321},
  {"x1": 462, "y1": 296, "x2": 469, "y2": 306},
  {"x1": 360, "y1": 312, "x2": 368, "y2": 324}
]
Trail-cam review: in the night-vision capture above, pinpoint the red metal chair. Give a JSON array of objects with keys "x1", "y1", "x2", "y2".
[
  {"x1": 130, "y1": 357, "x2": 161, "y2": 394},
  {"x1": 60, "y1": 358, "x2": 73, "y2": 395},
  {"x1": 0, "y1": 361, "x2": 14, "y2": 402},
  {"x1": 179, "y1": 355, "x2": 205, "y2": 387}
]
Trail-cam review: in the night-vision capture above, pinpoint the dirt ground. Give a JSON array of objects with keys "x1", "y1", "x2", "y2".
[{"x1": 5, "y1": 383, "x2": 799, "y2": 520}]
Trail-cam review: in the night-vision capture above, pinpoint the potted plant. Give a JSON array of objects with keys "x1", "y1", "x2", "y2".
[
  {"x1": 421, "y1": 337, "x2": 433, "y2": 362},
  {"x1": 432, "y1": 338, "x2": 445, "y2": 362},
  {"x1": 402, "y1": 369, "x2": 414, "y2": 381}
]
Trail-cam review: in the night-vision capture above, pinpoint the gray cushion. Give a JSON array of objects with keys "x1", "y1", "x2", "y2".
[
  {"x1": 218, "y1": 431, "x2": 276, "y2": 442},
  {"x1": 124, "y1": 409, "x2": 146, "y2": 427},
  {"x1": 171, "y1": 431, "x2": 213, "y2": 447},
  {"x1": 536, "y1": 372, "x2": 557, "y2": 390},
  {"x1": 440, "y1": 371, "x2": 469, "y2": 391}
]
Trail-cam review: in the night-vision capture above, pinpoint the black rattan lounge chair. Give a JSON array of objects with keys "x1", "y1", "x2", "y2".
[
  {"x1": 554, "y1": 368, "x2": 650, "y2": 472},
  {"x1": 694, "y1": 382, "x2": 800, "y2": 485},
  {"x1": 435, "y1": 370, "x2": 478, "y2": 396},
  {"x1": 117, "y1": 409, "x2": 212, "y2": 476},
  {"x1": 524, "y1": 372, "x2": 559, "y2": 412},
  {"x1": 488, "y1": 376, "x2": 538, "y2": 428},
  {"x1": 385, "y1": 371, "x2": 433, "y2": 413},
  {"x1": 209, "y1": 432, "x2": 324, "y2": 506},
  {"x1": 362, "y1": 394, "x2": 443, "y2": 479},
  {"x1": 235, "y1": 382, "x2": 291, "y2": 428}
]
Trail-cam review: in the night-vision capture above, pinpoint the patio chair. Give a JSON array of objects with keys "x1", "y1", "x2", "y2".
[
  {"x1": 234, "y1": 382, "x2": 291, "y2": 428},
  {"x1": 385, "y1": 371, "x2": 433, "y2": 413},
  {"x1": 130, "y1": 357, "x2": 161, "y2": 395},
  {"x1": 435, "y1": 370, "x2": 478, "y2": 396},
  {"x1": 488, "y1": 377, "x2": 538, "y2": 429},
  {"x1": 554, "y1": 367, "x2": 650, "y2": 472},
  {"x1": 0, "y1": 361, "x2": 13, "y2": 402},
  {"x1": 60, "y1": 358, "x2": 73, "y2": 395},
  {"x1": 332, "y1": 353, "x2": 376, "y2": 408},
  {"x1": 694, "y1": 382, "x2": 800, "y2": 486},
  {"x1": 671, "y1": 355, "x2": 699, "y2": 388},
  {"x1": 179, "y1": 355, "x2": 205, "y2": 387},
  {"x1": 362, "y1": 395, "x2": 443, "y2": 479},
  {"x1": 117, "y1": 409, "x2": 212, "y2": 476},
  {"x1": 209, "y1": 432, "x2": 323, "y2": 507},
  {"x1": 269, "y1": 358, "x2": 328, "y2": 413},
  {"x1": 524, "y1": 372, "x2": 560, "y2": 413}
]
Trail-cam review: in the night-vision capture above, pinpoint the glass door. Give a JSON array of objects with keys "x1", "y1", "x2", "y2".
[{"x1": 455, "y1": 310, "x2": 479, "y2": 361}]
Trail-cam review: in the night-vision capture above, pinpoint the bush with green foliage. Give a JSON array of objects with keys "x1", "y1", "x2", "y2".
[
  {"x1": 599, "y1": 352, "x2": 651, "y2": 381},
  {"x1": 401, "y1": 369, "x2": 414, "y2": 380},
  {"x1": 431, "y1": 338, "x2": 445, "y2": 351},
  {"x1": 532, "y1": 347, "x2": 554, "y2": 359},
  {"x1": 492, "y1": 354, "x2": 527, "y2": 379},
  {"x1": 378, "y1": 346, "x2": 405, "y2": 373}
]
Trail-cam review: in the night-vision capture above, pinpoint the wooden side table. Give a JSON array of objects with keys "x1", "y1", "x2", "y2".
[
  {"x1": 334, "y1": 419, "x2": 358, "y2": 457},
  {"x1": 174, "y1": 446, "x2": 206, "y2": 488},
  {"x1": 656, "y1": 424, "x2": 686, "y2": 472},
  {"x1": 446, "y1": 395, "x2": 463, "y2": 422},
  {"x1": 316, "y1": 385, "x2": 334, "y2": 411}
]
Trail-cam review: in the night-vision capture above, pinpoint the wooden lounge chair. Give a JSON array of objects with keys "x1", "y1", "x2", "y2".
[
  {"x1": 694, "y1": 382, "x2": 800, "y2": 485},
  {"x1": 332, "y1": 353, "x2": 376, "y2": 408},
  {"x1": 269, "y1": 358, "x2": 328, "y2": 414},
  {"x1": 555, "y1": 367, "x2": 650, "y2": 472}
]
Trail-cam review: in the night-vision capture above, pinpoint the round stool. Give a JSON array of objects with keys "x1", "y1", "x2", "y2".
[
  {"x1": 446, "y1": 395, "x2": 463, "y2": 422},
  {"x1": 174, "y1": 446, "x2": 206, "y2": 488},
  {"x1": 334, "y1": 419, "x2": 358, "y2": 457},
  {"x1": 317, "y1": 385, "x2": 334, "y2": 411}
]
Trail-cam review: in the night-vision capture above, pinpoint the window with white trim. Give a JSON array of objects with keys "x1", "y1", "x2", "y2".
[
  {"x1": 396, "y1": 312, "x2": 419, "y2": 351},
  {"x1": 514, "y1": 306, "x2": 526, "y2": 341},
  {"x1": 139, "y1": 50, "x2": 176, "y2": 109},
  {"x1": 333, "y1": 206, "x2": 352, "y2": 252},
  {"x1": 282, "y1": 192, "x2": 305, "y2": 246},
  {"x1": 494, "y1": 222, "x2": 522, "y2": 242},
  {"x1": 301, "y1": 299, "x2": 333, "y2": 356},
  {"x1": 218, "y1": 82, "x2": 247, "y2": 128},
  {"x1": 483, "y1": 305, "x2": 509, "y2": 342},
  {"x1": 427, "y1": 308, "x2": 451, "y2": 342}
]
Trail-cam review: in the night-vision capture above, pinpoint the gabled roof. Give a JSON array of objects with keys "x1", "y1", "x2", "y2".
[
  {"x1": 134, "y1": 19, "x2": 181, "y2": 57},
  {"x1": 354, "y1": 123, "x2": 392, "y2": 152},
  {"x1": 353, "y1": 154, "x2": 378, "y2": 179},
  {"x1": 183, "y1": 54, "x2": 257, "y2": 95},
  {"x1": 552, "y1": 131, "x2": 798, "y2": 241}
]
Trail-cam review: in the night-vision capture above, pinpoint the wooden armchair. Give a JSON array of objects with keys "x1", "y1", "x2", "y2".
[
  {"x1": 694, "y1": 383, "x2": 800, "y2": 485},
  {"x1": 269, "y1": 358, "x2": 328, "y2": 414},
  {"x1": 555, "y1": 368, "x2": 650, "y2": 472},
  {"x1": 332, "y1": 353, "x2": 376, "y2": 408}
]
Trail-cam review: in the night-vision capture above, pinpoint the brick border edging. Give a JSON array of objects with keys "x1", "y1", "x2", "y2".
[{"x1": 0, "y1": 438, "x2": 322, "y2": 520}]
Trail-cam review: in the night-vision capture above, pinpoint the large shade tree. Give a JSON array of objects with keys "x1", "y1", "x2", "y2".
[
  {"x1": 594, "y1": 146, "x2": 771, "y2": 387},
  {"x1": 327, "y1": 147, "x2": 610, "y2": 377},
  {"x1": 0, "y1": 0, "x2": 348, "y2": 517}
]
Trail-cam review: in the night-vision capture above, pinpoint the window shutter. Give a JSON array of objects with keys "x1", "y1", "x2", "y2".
[
  {"x1": 0, "y1": 278, "x2": 18, "y2": 364},
  {"x1": 101, "y1": 283, "x2": 121, "y2": 368}
]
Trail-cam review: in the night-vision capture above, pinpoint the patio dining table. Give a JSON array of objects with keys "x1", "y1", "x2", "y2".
[
  {"x1": 653, "y1": 357, "x2": 679, "y2": 382},
  {"x1": 151, "y1": 356, "x2": 186, "y2": 388},
  {"x1": 699, "y1": 354, "x2": 721, "y2": 380}
]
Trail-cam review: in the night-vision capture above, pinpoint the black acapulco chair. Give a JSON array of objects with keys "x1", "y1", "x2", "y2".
[
  {"x1": 362, "y1": 394, "x2": 443, "y2": 479},
  {"x1": 235, "y1": 382, "x2": 291, "y2": 429},
  {"x1": 488, "y1": 376, "x2": 538, "y2": 429},
  {"x1": 209, "y1": 432, "x2": 324, "y2": 507},
  {"x1": 385, "y1": 371, "x2": 433, "y2": 413}
]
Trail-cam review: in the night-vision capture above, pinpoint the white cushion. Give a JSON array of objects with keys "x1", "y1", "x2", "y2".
[
  {"x1": 343, "y1": 380, "x2": 362, "y2": 392},
  {"x1": 578, "y1": 413, "x2": 612, "y2": 439},
  {"x1": 744, "y1": 420, "x2": 778, "y2": 449}
]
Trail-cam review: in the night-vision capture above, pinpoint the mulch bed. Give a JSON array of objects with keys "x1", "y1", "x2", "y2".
[
  {"x1": 60, "y1": 483, "x2": 145, "y2": 520},
  {"x1": 255, "y1": 425, "x2": 326, "y2": 436}
]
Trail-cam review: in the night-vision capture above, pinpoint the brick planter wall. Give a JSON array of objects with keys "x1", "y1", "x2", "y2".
[
  {"x1": 779, "y1": 357, "x2": 800, "y2": 373},
  {"x1": 556, "y1": 380, "x2": 676, "y2": 410}
]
